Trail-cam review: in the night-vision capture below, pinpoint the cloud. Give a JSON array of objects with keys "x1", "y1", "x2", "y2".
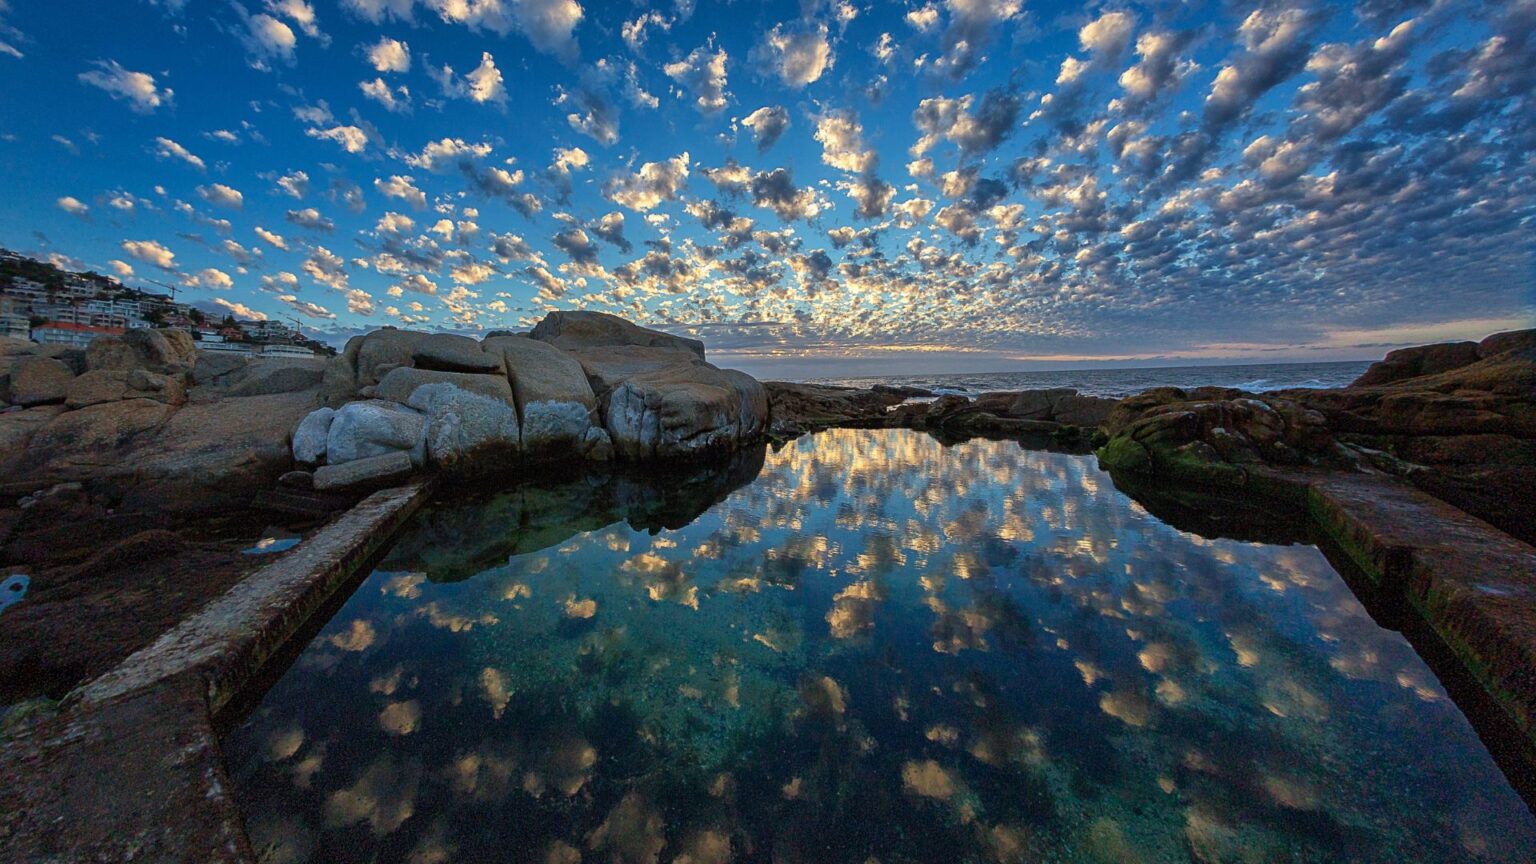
[
  {"x1": 375, "y1": 175, "x2": 426, "y2": 209},
  {"x1": 254, "y1": 226, "x2": 288, "y2": 250},
  {"x1": 286, "y1": 207, "x2": 335, "y2": 232},
  {"x1": 267, "y1": 0, "x2": 323, "y2": 39},
  {"x1": 932, "y1": 0, "x2": 1021, "y2": 81},
  {"x1": 367, "y1": 36, "x2": 410, "y2": 72},
  {"x1": 194, "y1": 267, "x2": 235, "y2": 290},
  {"x1": 753, "y1": 20, "x2": 833, "y2": 87},
  {"x1": 56, "y1": 196, "x2": 89, "y2": 217},
  {"x1": 604, "y1": 153, "x2": 691, "y2": 211},
  {"x1": 122, "y1": 239, "x2": 177, "y2": 270},
  {"x1": 79, "y1": 60, "x2": 172, "y2": 113},
  {"x1": 430, "y1": 52, "x2": 506, "y2": 105},
  {"x1": 589, "y1": 211, "x2": 631, "y2": 252},
  {"x1": 212, "y1": 297, "x2": 267, "y2": 320},
  {"x1": 197, "y1": 183, "x2": 244, "y2": 210},
  {"x1": 750, "y1": 167, "x2": 824, "y2": 221},
  {"x1": 1079, "y1": 11, "x2": 1134, "y2": 59},
  {"x1": 360, "y1": 77, "x2": 411, "y2": 112},
  {"x1": 558, "y1": 86, "x2": 619, "y2": 145},
  {"x1": 306, "y1": 124, "x2": 369, "y2": 153},
  {"x1": 1205, "y1": 7, "x2": 1320, "y2": 130},
  {"x1": 153, "y1": 137, "x2": 206, "y2": 171},
  {"x1": 911, "y1": 89, "x2": 1020, "y2": 156},
  {"x1": 404, "y1": 137, "x2": 492, "y2": 171},
  {"x1": 741, "y1": 106, "x2": 790, "y2": 152},
  {"x1": 278, "y1": 293, "x2": 336, "y2": 319},
  {"x1": 1117, "y1": 29, "x2": 1199, "y2": 110},
  {"x1": 814, "y1": 110, "x2": 876, "y2": 173},
  {"x1": 664, "y1": 43, "x2": 730, "y2": 113},
  {"x1": 244, "y1": 13, "x2": 298, "y2": 64},
  {"x1": 622, "y1": 10, "x2": 670, "y2": 52},
  {"x1": 275, "y1": 169, "x2": 311, "y2": 198},
  {"x1": 340, "y1": 0, "x2": 413, "y2": 24}
]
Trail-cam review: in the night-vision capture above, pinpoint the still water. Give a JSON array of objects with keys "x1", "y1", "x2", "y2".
[{"x1": 226, "y1": 429, "x2": 1536, "y2": 863}]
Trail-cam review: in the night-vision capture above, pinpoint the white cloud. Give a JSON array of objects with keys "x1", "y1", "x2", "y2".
[
  {"x1": 604, "y1": 152, "x2": 691, "y2": 211},
  {"x1": 367, "y1": 36, "x2": 410, "y2": 72},
  {"x1": 286, "y1": 207, "x2": 335, "y2": 232},
  {"x1": 245, "y1": 13, "x2": 297, "y2": 63},
  {"x1": 254, "y1": 226, "x2": 289, "y2": 250},
  {"x1": 405, "y1": 137, "x2": 493, "y2": 171},
  {"x1": 432, "y1": 51, "x2": 506, "y2": 104},
  {"x1": 268, "y1": 0, "x2": 322, "y2": 39},
  {"x1": 375, "y1": 175, "x2": 427, "y2": 208},
  {"x1": 814, "y1": 110, "x2": 875, "y2": 173},
  {"x1": 122, "y1": 239, "x2": 177, "y2": 271},
  {"x1": 1079, "y1": 11, "x2": 1134, "y2": 58},
  {"x1": 664, "y1": 43, "x2": 730, "y2": 113},
  {"x1": 306, "y1": 124, "x2": 369, "y2": 153},
  {"x1": 153, "y1": 137, "x2": 206, "y2": 171},
  {"x1": 213, "y1": 297, "x2": 267, "y2": 320},
  {"x1": 56, "y1": 196, "x2": 89, "y2": 217},
  {"x1": 742, "y1": 105, "x2": 790, "y2": 151},
  {"x1": 755, "y1": 21, "x2": 833, "y2": 88},
  {"x1": 194, "y1": 267, "x2": 235, "y2": 290},
  {"x1": 360, "y1": 77, "x2": 411, "y2": 112},
  {"x1": 198, "y1": 183, "x2": 244, "y2": 210},
  {"x1": 275, "y1": 169, "x2": 311, "y2": 198},
  {"x1": 79, "y1": 60, "x2": 172, "y2": 113}
]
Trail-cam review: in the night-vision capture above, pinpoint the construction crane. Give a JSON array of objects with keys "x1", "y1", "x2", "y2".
[{"x1": 142, "y1": 277, "x2": 180, "y2": 302}]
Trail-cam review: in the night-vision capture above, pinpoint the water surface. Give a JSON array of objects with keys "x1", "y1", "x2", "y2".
[
  {"x1": 227, "y1": 429, "x2": 1535, "y2": 863},
  {"x1": 810, "y1": 360, "x2": 1370, "y2": 398}
]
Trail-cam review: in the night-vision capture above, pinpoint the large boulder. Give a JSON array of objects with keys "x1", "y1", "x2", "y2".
[
  {"x1": 1352, "y1": 340, "x2": 1482, "y2": 387},
  {"x1": 113, "y1": 392, "x2": 317, "y2": 513},
  {"x1": 10, "y1": 357, "x2": 75, "y2": 406},
  {"x1": 407, "y1": 382, "x2": 520, "y2": 469},
  {"x1": 291, "y1": 407, "x2": 335, "y2": 465},
  {"x1": 483, "y1": 334, "x2": 602, "y2": 455},
  {"x1": 412, "y1": 333, "x2": 503, "y2": 374},
  {"x1": 574, "y1": 345, "x2": 767, "y2": 459},
  {"x1": 322, "y1": 328, "x2": 432, "y2": 403},
  {"x1": 19, "y1": 398, "x2": 179, "y2": 482},
  {"x1": 223, "y1": 359, "x2": 326, "y2": 397},
  {"x1": 530, "y1": 310, "x2": 705, "y2": 359},
  {"x1": 375, "y1": 366, "x2": 514, "y2": 407},
  {"x1": 326, "y1": 399, "x2": 427, "y2": 466},
  {"x1": 85, "y1": 328, "x2": 197, "y2": 375}
]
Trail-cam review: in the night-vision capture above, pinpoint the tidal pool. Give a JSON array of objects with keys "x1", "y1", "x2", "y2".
[{"x1": 226, "y1": 429, "x2": 1536, "y2": 863}]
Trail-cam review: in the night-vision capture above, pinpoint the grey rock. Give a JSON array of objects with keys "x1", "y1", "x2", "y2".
[
  {"x1": 408, "y1": 382, "x2": 520, "y2": 468},
  {"x1": 484, "y1": 334, "x2": 600, "y2": 453},
  {"x1": 530, "y1": 310, "x2": 706, "y2": 359},
  {"x1": 86, "y1": 329, "x2": 197, "y2": 374},
  {"x1": 291, "y1": 407, "x2": 336, "y2": 465},
  {"x1": 191, "y1": 352, "x2": 250, "y2": 386},
  {"x1": 11, "y1": 357, "x2": 75, "y2": 406},
  {"x1": 225, "y1": 361, "x2": 325, "y2": 397},
  {"x1": 354, "y1": 329, "x2": 430, "y2": 386},
  {"x1": 326, "y1": 399, "x2": 427, "y2": 466},
  {"x1": 375, "y1": 366, "x2": 514, "y2": 408},
  {"x1": 313, "y1": 450, "x2": 414, "y2": 491},
  {"x1": 412, "y1": 333, "x2": 503, "y2": 374}
]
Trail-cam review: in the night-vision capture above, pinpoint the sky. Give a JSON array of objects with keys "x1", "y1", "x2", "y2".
[{"x1": 0, "y1": 0, "x2": 1531, "y2": 376}]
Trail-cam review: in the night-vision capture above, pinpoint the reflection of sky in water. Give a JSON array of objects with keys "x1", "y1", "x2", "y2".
[{"x1": 226, "y1": 429, "x2": 1536, "y2": 863}]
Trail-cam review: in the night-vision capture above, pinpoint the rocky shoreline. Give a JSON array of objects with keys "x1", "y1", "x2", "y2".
[{"x1": 1, "y1": 316, "x2": 1534, "y2": 860}]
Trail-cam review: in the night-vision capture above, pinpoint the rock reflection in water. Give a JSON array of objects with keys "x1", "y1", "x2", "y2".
[{"x1": 226, "y1": 429, "x2": 1536, "y2": 863}]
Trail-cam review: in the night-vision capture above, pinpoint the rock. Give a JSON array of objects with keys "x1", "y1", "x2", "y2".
[
  {"x1": 21, "y1": 398, "x2": 178, "y2": 480},
  {"x1": 407, "y1": 382, "x2": 520, "y2": 469},
  {"x1": 0, "y1": 406, "x2": 67, "y2": 475},
  {"x1": 575, "y1": 346, "x2": 767, "y2": 459},
  {"x1": 190, "y1": 352, "x2": 250, "y2": 386},
  {"x1": 374, "y1": 366, "x2": 515, "y2": 408},
  {"x1": 764, "y1": 382, "x2": 901, "y2": 437},
  {"x1": 313, "y1": 451, "x2": 414, "y2": 492},
  {"x1": 86, "y1": 329, "x2": 197, "y2": 375},
  {"x1": 277, "y1": 470, "x2": 314, "y2": 490},
  {"x1": 115, "y1": 392, "x2": 317, "y2": 513},
  {"x1": 0, "y1": 336, "x2": 40, "y2": 357},
  {"x1": 530, "y1": 310, "x2": 705, "y2": 359},
  {"x1": 412, "y1": 333, "x2": 503, "y2": 374},
  {"x1": 223, "y1": 360, "x2": 326, "y2": 397},
  {"x1": 291, "y1": 407, "x2": 336, "y2": 465},
  {"x1": 125, "y1": 369, "x2": 186, "y2": 405},
  {"x1": 1053, "y1": 394, "x2": 1116, "y2": 427},
  {"x1": 484, "y1": 334, "x2": 600, "y2": 454},
  {"x1": 1352, "y1": 340, "x2": 1482, "y2": 386},
  {"x1": 354, "y1": 328, "x2": 429, "y2": 386},
  {"x1": 66, "y1": 370, "x2": 183, "y2": 409},
  {"x1": 1478, "y1": 329, "x2": 1536, "y2": 359},
  {"x1": 326, "y1": 399, "x2": 427, "y2": 466},
  {"x1": 10, "y1": 357, "x2": 74, "y2": 406},
  {"x1": 872, "y1": 384, "x2": 936, "y2": 398}
]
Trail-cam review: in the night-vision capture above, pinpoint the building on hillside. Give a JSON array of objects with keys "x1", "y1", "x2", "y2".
[
  {"x1": 0, "y1": 296, "x2": 30, "y2": 339},
  {"x1": 260, "y1": 343, "x2": 317, "y2": 358},
  {"x1": 30, "y1": 320, "x2": 126, "y2": 348}
]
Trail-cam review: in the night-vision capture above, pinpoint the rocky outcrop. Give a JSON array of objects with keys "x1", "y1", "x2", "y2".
[
  {"x1": 894, "y1": 388, "x2": 1117, "y2": 439},
  {"x1": 288, "y1": 311, "x2": 764, "y2": 489},
  {"x1": 764, "y1": 382, "x2": 904, "y2": 437},
  {"x1": 530, "y1": 309, "x2": 705, "y2": 358},
  {"x1": 1095, "y1": 329, "x2": 1536, "y2": 545}
]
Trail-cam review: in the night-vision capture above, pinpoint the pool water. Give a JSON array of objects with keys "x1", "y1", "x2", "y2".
[{"x1": 225, "y1": 429, "x2": 1536, "y2": 863}]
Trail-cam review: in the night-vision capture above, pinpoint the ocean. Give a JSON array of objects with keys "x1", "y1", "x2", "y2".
[{"x1": 806, "y1": 359, "x2": 1372, "y2": 399}]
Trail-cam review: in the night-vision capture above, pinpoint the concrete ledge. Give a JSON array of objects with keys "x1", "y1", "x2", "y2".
[
  {"x1": 1308, "y1": 473, "x2": 1536, "y2": 744},
  {"x1": 1, "y1": 480, "x2": 435, "y2": 863},
  {"x1": 76, "y1": 479, "x2": 435, "y2": 714}
]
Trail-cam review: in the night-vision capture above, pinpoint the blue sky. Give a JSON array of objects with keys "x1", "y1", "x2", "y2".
[{"x1": 0, "y1": 0, "x2": 1531, "y2": 375}]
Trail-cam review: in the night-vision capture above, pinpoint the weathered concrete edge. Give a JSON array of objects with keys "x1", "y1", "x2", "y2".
[
  {"x1": 1305, "y1": 475, "x2": 1536, "y2": 744},
  {"x1": 76, "y1": 477, "x2": 436, "y2": 713}
]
